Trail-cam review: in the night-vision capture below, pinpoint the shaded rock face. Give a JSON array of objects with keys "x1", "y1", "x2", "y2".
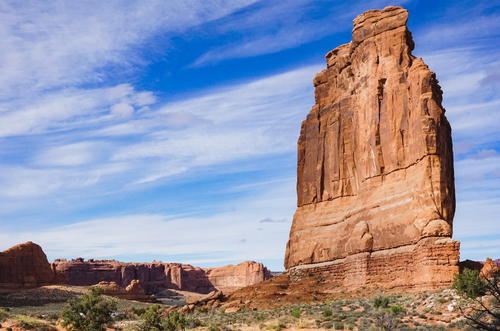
[
  {"x1": 0, "y1": 242, "x2": 54, "y2": 288},
  {"x1": 53, "y1": 259, "x2": 270, "y2": 294},
  {"x1": 285, "y1": 6, "x2": 459, "y2": 290}
]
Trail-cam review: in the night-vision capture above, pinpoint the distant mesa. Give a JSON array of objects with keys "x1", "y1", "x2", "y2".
[
  {"x1": 52, "y1": 257, "x2": 271, "y2": 295},
  {"x1": 284, "y1": 5, "x2": 460, "y2": 291},
  {"x1": 0, "y1": 241, "x2": 271, "y2": 298}
]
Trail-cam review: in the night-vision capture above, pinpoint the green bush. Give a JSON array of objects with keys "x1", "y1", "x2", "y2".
[
  {"x1": 452, "y1": 268, "x2": 486, "y2": 298},
  {"x1": 387, "y1": 303, "x2": 405, "y2": 315},
  {"x1": 290, "y1": 306, "x2": 301, "y2": 319},
  {"x1": 322, "y1": 307, "x2": 333, "y2": 318},
  {"x1": 373, "y1": 296, "x2": 390, "y2": 309},
  {"x1": 138, "y1": 304, "x2": 187, "y2": 331},
  {"x1": 60, "y1": 286, "x2": 117, "y2": 331}
]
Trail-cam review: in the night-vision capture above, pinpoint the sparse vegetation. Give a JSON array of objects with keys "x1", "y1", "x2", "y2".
[
  {"x1": 290, "y1": 306, "x2": 301, "y2": 318},
  {"x1": 2, "y1": 285, "x2": 495, "y2": 330},
  {"x1": 15, "y1": 315, "x2": 55, "y2": 330},
  {"x1": 60, "y1": 286, "x2": 117, "y2": 331},
  {"x1": 373, "y1": 295, "x2": 390, "y2": 309},
  {"x1": 452, "y1": 268, "x2": 487, "y2": 298},
  {"x1": 0, "y1": 308, "x2": 9, "y2": 322},
  {"x1": 137, "y1": 304, "x2": 187, "y2": 331},
  {"x1": 458, "y1": 274, "x2": 500, "y2": 331}
]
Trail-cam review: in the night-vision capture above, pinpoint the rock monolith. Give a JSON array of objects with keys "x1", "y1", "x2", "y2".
[{"x1": 285, "y1": 6, "x2": 460, "y2": 290}]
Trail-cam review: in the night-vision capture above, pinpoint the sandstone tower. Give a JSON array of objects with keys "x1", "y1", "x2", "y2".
[{"x1": 285, "y1": 6, "x2": 460, "y2": 290}]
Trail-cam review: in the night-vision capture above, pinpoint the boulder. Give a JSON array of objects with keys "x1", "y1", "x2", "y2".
[{"x1": 285, "y1": 6, "x2": 459, "y2": 290}]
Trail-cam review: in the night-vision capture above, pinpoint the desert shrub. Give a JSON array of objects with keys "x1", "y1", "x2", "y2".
[
  {"x1": 290, "y1": 306, "x2": 301, "y2": 319},
  {"x1": 137, "y1": 304, "x2": 187, "y2": 331},
  {"x1": 452, "y1": 268, "x2": 486, "y2": 298},
  {"x1": 0, "y1": 309, "x2": 9, "y2": 322},
  {"x1": 373, "y1": 312, "x2": 400, "y2": 331},
  {"x1": 264, "y1": 320, "x2": 286, "y2": 331},
  {"x1": 47, "y1": 313, "x2": 59, "y2": 322},
  {"x1": 132, "y1": 307, "x2": 147, "y2": 317},
  {"x1": 334, "y1": 321, "x2": 344, "y2": 329},
  {"x1": 387, "y1": 303, "x2": 405, "y2": 315},
  {"x1": 15, "y1": 315, "x2": 54, "y2": 330},
  {"x1": 373, "y1": 296, "x2": 390, "y2": 309},
  {"x1": 459, "y1": 274, "x2": 500, "y2": 330},
  {"x1": 60, "y1": 286, "x2": 117, "y2": 331},
  {"x1": 322, "y1": 307, "x2": 333, "y2": 318}
]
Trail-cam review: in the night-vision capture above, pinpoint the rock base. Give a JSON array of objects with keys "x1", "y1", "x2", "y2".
[{"x1": 289, "y1": 237, "x2": 459, "y2": 291}]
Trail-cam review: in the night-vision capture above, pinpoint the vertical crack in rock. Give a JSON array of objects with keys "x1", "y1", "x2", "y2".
[
  {"x1": 376, "y1": 78, "x2": 387, "y2": 175},
  {"x1": 285, "y1": 6, "x2": 459, "y2": 291}
]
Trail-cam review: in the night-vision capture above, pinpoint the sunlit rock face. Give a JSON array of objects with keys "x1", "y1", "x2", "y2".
[
  {"x1": 0, "y1": 242, "x2": 54, "y2": 288},
  {"x1": 53, "y1": 259, "x2": 270, "y2": 294},
  {"x1": 285, "y1": 6, "x2": 459, "y2": 290}
]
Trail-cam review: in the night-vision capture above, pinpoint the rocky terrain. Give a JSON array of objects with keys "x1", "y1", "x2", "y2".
[{"x1": 285, "y1": 6, "x2": 459, "y2": 291}]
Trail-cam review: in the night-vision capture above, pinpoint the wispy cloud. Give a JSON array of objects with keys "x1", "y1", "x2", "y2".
[
  {"x1": 193, "y1": 0, "x2": 411, "y2": 66},
  {"x1": 0, "y1": 84, "x2": 155, "y2": 137},
  {"x1": 0, "y1": 0, "x2": 258, "y2": 97},
  {"x1": 0, "y1": 178, "x2": 295, "y2": 269}
]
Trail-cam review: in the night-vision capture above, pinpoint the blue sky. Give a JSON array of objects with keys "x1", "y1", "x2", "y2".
[{"x1": 0, "y1": 0, "x2": 499, "y2": 271}]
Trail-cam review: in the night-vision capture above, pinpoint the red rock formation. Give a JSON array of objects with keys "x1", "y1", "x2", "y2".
[
  {"x1": 206, "y1": 261, "x2": 272, "y2": 293},
  {"x1": 0, "y1": 242, "x2": 54, "y2": 289},
  {"x1": 53, "y1": 259, "x2": 270, "y2": 294},
  {"x1": 480, "y1": 258, "x2": 500, "y2": 279},
  {"x1": 97, "y1": 280, "x2": 157, "y2": 302},
  {"x1": 285, "y1": 6, "x2": 459, "y2": 290}
]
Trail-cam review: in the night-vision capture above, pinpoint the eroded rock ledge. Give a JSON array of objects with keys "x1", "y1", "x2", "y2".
[{"x1": 285, "y1": 6, "x2": 459, "y2": 290}]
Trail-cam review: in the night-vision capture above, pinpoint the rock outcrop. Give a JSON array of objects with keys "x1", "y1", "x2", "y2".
[
  {"x1": 480, "y1": 258, "x2": 500, "y2": 279},
  {"x1": 205, "y1": 261, "x2": 272, "y2": 293},
  {"x1": 53, "y1": 259, "x2": 270, "y2": 294},
  {"x1": 97, "y1": 280, "x2": 157, "y2": 302},
  {"x1": 285, "y1": 6, "x2": 460, "y2": 290},
  {"x1": 0, "y1": 242, "x2": 54, "y2": 289}
]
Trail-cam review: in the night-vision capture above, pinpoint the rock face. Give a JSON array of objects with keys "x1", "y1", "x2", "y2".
[
  {"x1": 205, "y1": 261, "x2": 272, "y2": 293},
  {"x1": 97, "y1": 280, "x2": 157, "y2": 302},
  {"x1": 53, "y1": 259, "x2": 270, "y2": 294},
  {"x1": 285, "y1": 6, "x2": 460, "y2": 290},
  {"x1": 480, "y1": 258, "x2": 500, "y2": 279},
  {"x1": 0, "y1": 242, "x2": 54, "y2": 289}
]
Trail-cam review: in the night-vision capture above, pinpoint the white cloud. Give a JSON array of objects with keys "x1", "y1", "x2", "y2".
[
  {"x1": 0, "y1": 65, "x2": 317, "y2": 203},
  {"x1": 193, "y1": 0, "x2": 410, "y2": 65},
  {"x1": 0, "y1": 0, "x2": 258, "y2": 98},
  {"x1": 107, "y1": 65, "x2": 319, "y2": 184},
  {"x1": 35, "y1": 141, "x2": 104, "y2": 167},
  {"x1": 0, "y1": 178, "x2": 295, "y2": 269},
  {"x1": 0, "y1": 84, "x2": 156, "y2": 137}
]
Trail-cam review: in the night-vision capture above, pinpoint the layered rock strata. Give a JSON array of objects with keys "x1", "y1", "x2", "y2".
[
  {"x1": 53, "y1": 259, "x2": 270, "y2": 294},
  {"x1": 0, "y1": 242, "x2": 54, "y2": 289},
  {"x1": 285, "y1": 6, "x2": 459, "y2": 290}
]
